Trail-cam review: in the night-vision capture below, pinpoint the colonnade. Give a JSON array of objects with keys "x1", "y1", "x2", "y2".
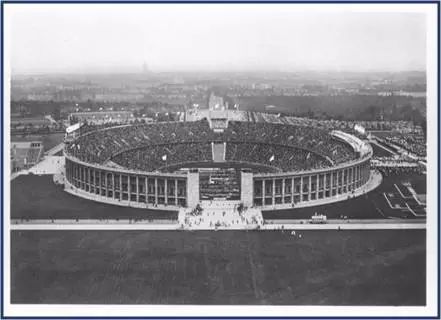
[
  {"x1": 65, "y1": 158, "x2": 188, "y2": 207},
  {"x1": 65, "y1": 158, "x2": 372, "y2": 209},
  {"x1": 252, "y1": 160, "x2": 371, "y2": 206}
]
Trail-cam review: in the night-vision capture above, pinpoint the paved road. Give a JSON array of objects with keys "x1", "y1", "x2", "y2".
[
  {"x1": 10, "y1": 218, "x2": 425, "y2": 231},
  {"x1": 45, "y1": 142, "x2": 64, "y2": 156}
]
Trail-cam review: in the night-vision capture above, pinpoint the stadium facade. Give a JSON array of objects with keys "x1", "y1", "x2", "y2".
[{"x1": 64, "y1": 108, "x2": 375, "y2": 211}]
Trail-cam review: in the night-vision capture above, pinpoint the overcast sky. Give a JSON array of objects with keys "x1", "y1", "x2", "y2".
[{"x1": 7, "y1": 4, "x2": 427, "y2": 74}]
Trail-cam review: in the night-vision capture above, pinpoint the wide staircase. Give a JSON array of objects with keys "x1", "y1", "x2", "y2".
[
  {"x1": 180, "y1": 200, "x2": 263, "y2": 230},
  {"x1": 212, "y1": 142, "x2": 225, "y2": 162}
]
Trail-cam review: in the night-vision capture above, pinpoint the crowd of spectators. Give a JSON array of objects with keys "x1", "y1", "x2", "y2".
[
  {"x1": 226, "y1": 121, "x2": 356, "y2": 164},
  {"x1": 67, "y1": 120, "x2": 214, "y2": 163},
  {"x1": 112, "y1": 142, "x2": 212, "y2": 172},
  {"x1": 225, "y1": 142, "x2": 329, "y2": 171},
  {"x1": 66, "y1": 119, "x2": 357, "y2": 172},
  {"x1": 378, "y1": 132, "x2": 426, "y2": 158},
  {"x1": 378, "y1": 165, "x2": 425, "y2": 177}
]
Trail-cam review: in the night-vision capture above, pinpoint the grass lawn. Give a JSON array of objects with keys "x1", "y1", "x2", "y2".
[
  {"x1": 11, "y1": 175, "x2": 177, "y2": 220},
  {"x1": 11, "y1": 229, "x2": 426, "y2": 305}
]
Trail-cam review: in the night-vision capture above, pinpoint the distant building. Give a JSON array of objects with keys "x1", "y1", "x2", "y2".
[
  {"x1": 11, "y1": 141, "x2": 44, "y2": 172},
  {"x1": 208, "y1": 93, "x2": 225, "y2": 110},
  {"x1": 69, "y1": 111, "x2": 134, "y2": 125},
  {"x1": 11, "y1": 117, "x2": 51, "y2": 129}
]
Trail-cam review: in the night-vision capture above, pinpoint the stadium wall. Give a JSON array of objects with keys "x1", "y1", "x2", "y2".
[
  {"x1": 64, "y1": 155, "x2": 188, "y2": 209},
  {"x1": 252, "y1": 156, "x2": 372, "y2": 209},
  {"x1": 65, "y1": 152, "x2": 373, "y2": 210}
]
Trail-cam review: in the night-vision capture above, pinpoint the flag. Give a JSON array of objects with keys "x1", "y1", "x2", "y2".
[
  {"x1": 162, "y1": 154, "x2": 167, "y2": 161},
  {"x1": 269, "y1": 155, "x2": 275, "y2": 162}
]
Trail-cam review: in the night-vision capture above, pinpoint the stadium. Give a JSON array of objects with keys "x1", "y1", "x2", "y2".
[{"x1": 63, "y1": 106, "x2": 379, "y2": 213}]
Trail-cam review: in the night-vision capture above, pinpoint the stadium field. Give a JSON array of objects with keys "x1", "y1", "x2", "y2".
[
  {"x1": 263, "y1": 173, "x2": 426, "y2": 220},
  {"x1": 11, "y1": 175, "x2": 177, "y2": 220},
  {"x1": 11, "y1": 229, "x2": 426, "y2": 305}
]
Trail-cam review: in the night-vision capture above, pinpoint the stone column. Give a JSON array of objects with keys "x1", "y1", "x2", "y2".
[
  {"x1": 112, "y1": 173, "x2": 115, "y2": 199},
  {"x1": 330, "y1": 171, "x2": 334, "y2": 195},
  {"x1": 186, "y1": 171, "x2": 200, "y2": 207},
  {"x1": 89, "y1": 168, "x2": 92, "y2": 192},
  {"x1": 353, "y1": 167, "x2": 356, "y2": 188},
  {"x1": 136, "y1": 176, "x2": 139, "y2": 202},
  {"x1": 105, "y1": 172, "x2": 108, "y2": 197},
  {"x1": 308, "y1": 175, "x2": 312, "y2": 201},
  {"x1": 272, "y1": 179, "x2": 275, "y2": 205},
  {"x1": 345, "y1": 169, "x2": 348, "y2": 190},
  {"x1": 164, "y1": 179, "x2": 168, "y2": 205},
  {"x1": 154, "y1": 177, "x2": 158, "y2": 205},
  {"x1": 343, "y1": 169, "x2": 348, "y2": 192},
  {"x1": 95, "y1": 170, "x2": 99, "y2": 194},
  {"x1": 127, "y1": 175, "x2": 131, "y2": 202},
  {"x1": 337, "y1": 170, "x2": 343, "y2": 193},
  {"x1": 291, "y1": 178, "x2": 294, "y2": 203},
  {"x1": 316, "y1": 174, "x2": 319, "y2": 199},
  {"x1": 300, "y1": 176, "x2": 303, "y2": 202},
  {"x1": 357, "y1": 165, "x2": 360, "y2": 187},
  {"x1": 175, "y1": 179, "x2": 178, "y2": 206},
  {"x1": 240, "y1": 171, "x2": 253, "y2": 207},
  {"x1": 144, "y1": 177, "x2": 149, "y2": 205},
  {"x1": 119, "y1": 175, "x2": 123, "y2": 201},
  {"x1": 282, "y1": 179, "x2": 285, "y2": 203}
]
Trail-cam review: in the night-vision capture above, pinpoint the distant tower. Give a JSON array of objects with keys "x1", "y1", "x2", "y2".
[
  {"x1": 208, "y1": 92, "x2": 225, "y2": 111},
  {"x1": 142, "y1": 61, "x2": 150, "y2": 73}
]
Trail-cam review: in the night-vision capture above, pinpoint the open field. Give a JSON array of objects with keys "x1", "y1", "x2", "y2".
[
  {"x1": 11, "y1": 229, "x2": 426, "y2": 305},
  {"x1": 11, "y1": 175, "x2": 177, "y2": 220},
  {"x1": 11, "y1": 133, "x2": 64, "y2": 151}
]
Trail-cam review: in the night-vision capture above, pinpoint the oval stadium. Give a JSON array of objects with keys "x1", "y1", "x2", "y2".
[{"x1": 63, "y1": 108, "x2": 380, "y2": 212}]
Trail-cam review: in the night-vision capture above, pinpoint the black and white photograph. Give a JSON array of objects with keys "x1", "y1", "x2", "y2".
[{"x1": 2, "y1": 2, "x2": 439, "y2": 318}]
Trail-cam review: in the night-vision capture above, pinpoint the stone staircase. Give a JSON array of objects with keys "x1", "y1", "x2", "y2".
[{"x1": 181, "y1": 200, "x2": 263, "y2": 230}]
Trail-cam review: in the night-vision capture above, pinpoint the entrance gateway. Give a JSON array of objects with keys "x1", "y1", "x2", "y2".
[
  {"x1": 176, "y1": 165, "x2": 255, "y2": 207},
  {"x1": 199, "y1": 168, "x2": 241, "y2": 201}
]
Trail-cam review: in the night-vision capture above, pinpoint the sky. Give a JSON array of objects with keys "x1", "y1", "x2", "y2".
[{"x1": 6, "y1": 4, "x2": 427, "y2": 74}]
